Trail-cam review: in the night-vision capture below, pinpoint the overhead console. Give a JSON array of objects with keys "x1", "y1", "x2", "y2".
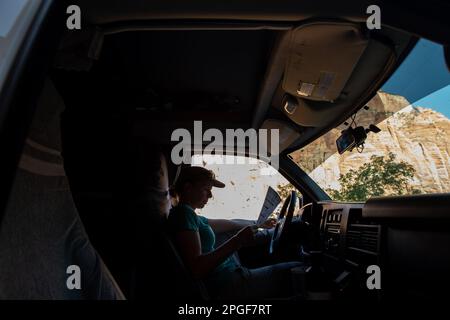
[
  {"x1": 283, "y1": 23, "x2": 368, "y2": 103},
  {"x1": 277, "y1": 21, "x2": 402, "y2": 129}
]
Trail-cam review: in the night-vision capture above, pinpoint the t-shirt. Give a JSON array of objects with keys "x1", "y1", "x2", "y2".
[{"x1": 167, "y1": 203, "x2": 238, "y2": 277}]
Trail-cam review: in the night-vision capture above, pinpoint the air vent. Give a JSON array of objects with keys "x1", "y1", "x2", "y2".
[
  {"x1": 327, "y1": 208, "x2": 343, "y2": 224},
  {"x1": 326, "y1": 224, "x2": 340, "y2": 234},
  {"x1": 346, "y1": 224, "x2": 379, "y2": 253}
]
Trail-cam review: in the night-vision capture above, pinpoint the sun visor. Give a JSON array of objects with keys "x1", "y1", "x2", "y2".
[
  {"x1": 279, "y1": 22, "x2": 398, "y2": 128},
  {"x1": 260, "y1": 119, "x2": 300, "y2": 153},
  {"x1": 283, "y1": 23, "x2": 368, "y2": 103}
]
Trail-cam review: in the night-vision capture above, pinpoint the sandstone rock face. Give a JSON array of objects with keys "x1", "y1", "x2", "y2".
[{"x1": 290, "y1": 92, "x2": 450, "y2": 196}]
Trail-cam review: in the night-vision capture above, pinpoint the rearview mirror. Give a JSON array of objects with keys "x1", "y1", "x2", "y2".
[
  {"x1": 336, "y1": 124, "x2": 381, "y2": 154},
  {"x1": 336, "y1": 128, "x2": 356, "y2": 154}
]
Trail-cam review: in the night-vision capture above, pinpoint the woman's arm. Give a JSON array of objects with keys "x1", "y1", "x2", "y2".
[
  {"x1": 207, "y1": 219, "x2": 254, "y2": 233},
  {"x1": 174, "y1": 226, "x2": 254, "y2": 279},
  {"x1": 208, "y1": 218, "x2": 278, "y2": 233}
]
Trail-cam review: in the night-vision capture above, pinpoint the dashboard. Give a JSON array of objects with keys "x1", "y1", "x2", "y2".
[
  {"x1": 316, "y1": 201, "x2": 382, "y2": 299},
  {"x1": 319, "y1": 202, "x2": 380, "y2": 269},
  {"x1": 313, "y1": 195, "x2": 450, "y2": 300}
]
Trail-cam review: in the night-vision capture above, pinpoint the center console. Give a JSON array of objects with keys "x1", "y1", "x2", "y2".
[{"x1": 315, "y1": 202, "x2": 382, "y2": 300}]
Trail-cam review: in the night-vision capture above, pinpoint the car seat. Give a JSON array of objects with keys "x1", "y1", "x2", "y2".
[
  {"x1": 0, "y1": 78, "x2": 124, "y2": 299},
  {"x1": 127, "y1": 139, "x2": 209, "y2": 300}
]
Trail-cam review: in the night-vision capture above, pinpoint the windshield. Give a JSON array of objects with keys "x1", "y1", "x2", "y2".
[{"x1": 289, "y1": 39, "x2": 450, "y2": 201}]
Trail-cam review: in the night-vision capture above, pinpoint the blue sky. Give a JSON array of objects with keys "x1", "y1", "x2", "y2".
[
  {"x1": 414, "y1": 85, "x2": 450, "y2": 117},
  {"x1": 0, "y1": 0, "x2": 28, "y2": 37},
  {"x1": 382, "y1": 39, "x2": 450, "y2": 118}
]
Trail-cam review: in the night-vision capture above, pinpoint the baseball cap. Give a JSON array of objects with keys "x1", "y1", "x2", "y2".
[{"x1": 175, "y1": 166, "x2": 225, "y2": 189}]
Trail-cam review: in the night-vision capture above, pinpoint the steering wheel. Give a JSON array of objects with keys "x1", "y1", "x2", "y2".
[{"x1": 269, "y1": 191, "x2": 297, "y2": 255}]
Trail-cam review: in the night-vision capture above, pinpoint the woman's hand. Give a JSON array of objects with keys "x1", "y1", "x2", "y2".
[
  {"x1": 256, "y1": 218, "x2": 277, "y2": 229},
  {"x1": 235, "y1": 226, "x2": 256, "y2": 247}
]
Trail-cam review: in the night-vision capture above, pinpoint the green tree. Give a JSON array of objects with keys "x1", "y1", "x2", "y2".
[
  {"x1": 326, "y1": 152, "x2": 420, "y2": 201},
  {"x1": 276, "y1": 183, "x2": 302, "y2": 200}
]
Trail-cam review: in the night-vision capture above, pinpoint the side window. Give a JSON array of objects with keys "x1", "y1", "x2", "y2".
[
  {"x1": 0, "y1": 0, "x2": 41, "y2": 93},
  {"x1": 191, "y1": 154, "x2": 291, "y2": 220}
]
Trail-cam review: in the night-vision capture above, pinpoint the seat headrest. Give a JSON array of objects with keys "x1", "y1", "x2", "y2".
[
  {"x1": 130, "y1": 139, "x2": 171, "y2": 219},
  {"x1": 18, "y1": 79, "x2": 65, "y2": 176}
]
